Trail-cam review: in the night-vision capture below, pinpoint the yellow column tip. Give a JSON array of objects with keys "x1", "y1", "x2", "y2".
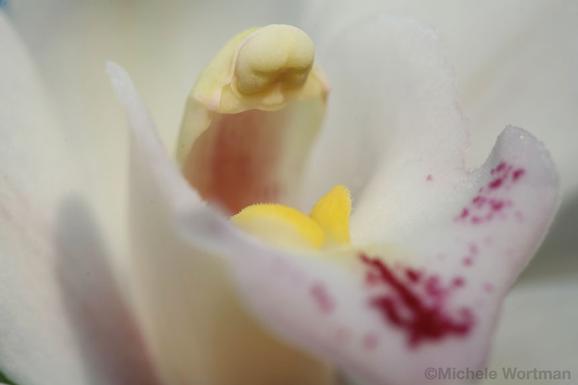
[{"x1": 235, "y1": 25, "x2": 315, "y2": 96}]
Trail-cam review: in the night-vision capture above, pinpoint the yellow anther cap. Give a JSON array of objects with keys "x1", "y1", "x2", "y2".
[
  {"x1": 231, "y1": 185, "x2": 352, "y2": 251},
  {"x1": 311, "y1": 185, "x2": 351, "y2": 246}
]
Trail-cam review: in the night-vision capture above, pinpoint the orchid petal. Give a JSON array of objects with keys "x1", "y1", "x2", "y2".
[
  {"x1": 0, "y1": 13, "x2": 83, "y2": 384},
  {"x1": 301, "y1": 17, "x2": 466, "y2": 212},
  {"x1": 0, "y1": 15, "x2": 159, "y2": 385},
  {"x1": 302, "y1": 0, "x2": 578, "y2": 202},
  {"x1": 458, "y1": 2, "x2": 578, "y2": 203},
  {"x1": 108, "y1": 63, "x2": 334, "y2": 385}
]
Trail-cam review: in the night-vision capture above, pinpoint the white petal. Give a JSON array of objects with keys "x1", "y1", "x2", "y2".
[
  {"x1": 301, "y1": 0, "x2": 578, "y2": 202},
  {"x1": 0, "y1": 15, "x2": 158, "y2": 385},
  {"x1": 108, "y1": 63, "x2": 333, "y2": 385},
  {"x1": 458, "y1": 2, "x2": 578, "y2": 204},
  {"x1": 301, "y1": 16, "x2": 466, "y2": 211}
]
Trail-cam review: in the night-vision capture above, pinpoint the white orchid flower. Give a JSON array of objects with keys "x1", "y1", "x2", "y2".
[{"x1": 1, "y1": 1, "x2": 575, "y2": 385}]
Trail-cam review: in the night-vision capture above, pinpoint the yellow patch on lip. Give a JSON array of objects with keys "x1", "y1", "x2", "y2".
[
  {"x1": 232, "y1": 185, "x2": 351, "y2": 251},
  {"x1": 232, "y1": 204, "x2": 325, "y2": 250}
]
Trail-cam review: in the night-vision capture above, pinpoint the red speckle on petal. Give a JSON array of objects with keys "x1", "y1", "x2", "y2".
[
  {"x1": 492, "y1": 162, "x2": 506, "y2": 174},
  {"x1": 489, "y1": 178, "x2": 503, "y2": 189},
  {"x1": 483, "y1": 282, "x2": 495, "y2": 293},
  {"x1": 335, "y1": 327, "x2": 352, "y2": 344},
  {"x1": 455, "y1": 161, "x2": 526, "y2": 225},
  {"x1": 426, "y1": 174, "x2": 433, "y2": 181},
  {"x1": 473, "y1": 196, "x2": 486, "y2": 207},
  {"x1": 362, "y1": 333, "x2": 379, "y2": 351},
  {"x1": 365, "y1": 272, "x2": 380, "y2": 287},
  {"x1": 512, "y1": 168, "x2": 525, "y2": 181},
  {"x1": 490, "y1": 200, "x2": 504, "y2": 211},
  {"x1": 425, "y1": 276, "x2": 444, "y2": 298},
  {"x1": 310, "y1": 282, "x2": 335, "y2": 315},
  {"x1": 360, "y1": 254, "x2": 474, "y2": 347},
  {"x1": 452, "y1": 277, "x2": 465, "y2": 287},
  {"x1": 406, "y1": 268, "x2": 422, "y2": 283}
]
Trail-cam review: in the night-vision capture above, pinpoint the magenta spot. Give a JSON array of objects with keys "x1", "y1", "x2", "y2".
[
  {"x1": 365, "y1": 271, "x2": 380, "y2": 286},
  {"x1": 489, "y1": 178, "x2": 503, "y2": 189},
  {"x1": 310, "y1": 282, "x2": 335, "y2": 315},
  {"x1": 335, "y1": 327, "x2": 352, "y2": 344},
  {"x1": 405, "y1": 268, "x2": 422, "y2": 283},
  {"x1": 362, "y1": 333, "x2": 379, "y2": 351},
  {"x1": 463, "y1": 257, "x2": 473, "y2": 267},
  {"x1": 426, "y1": 174, "x2": 433, "y2": 181},
  {"x1": 457, "y1": 208, "x2": 469, "y2": 220},
  {"x1": 471, "y1": 216, "x2": 482, "y2": 224},
  {"x1": 472, "y1": 196, "x2": 486, "y2": 207},
  {"x1": 490, "y1": 200, "x2": 504, "y2": 211},
  {"x1": 425, "y1": 276, "x2": 444, "y2": 297},
  {"x1": 452, "y1": 277, "x2": 465, "y2": 288},
  {"x1": 483, "y1": 282, "x2": 495, "y2": 293},
  {"x1": 512, "y1": 168, "x2": 525, "y2": 181},
  {"x1": 360, "y1": 254, "x2": 474, "y2": 347}
]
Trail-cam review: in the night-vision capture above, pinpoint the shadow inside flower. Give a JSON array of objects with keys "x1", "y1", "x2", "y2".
[
  {"x1": 55, "y1": 197, "x2": 161, "y2": 385},
  {"x1": 520, "y1": 195, "x2": 578, "y2": 285}
]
